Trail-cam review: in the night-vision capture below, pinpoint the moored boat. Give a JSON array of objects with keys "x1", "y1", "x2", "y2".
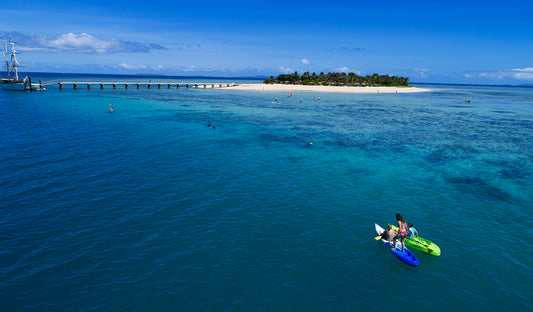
[{"x1": 1, "y1": 38, "x2": 45, "y2": 91}]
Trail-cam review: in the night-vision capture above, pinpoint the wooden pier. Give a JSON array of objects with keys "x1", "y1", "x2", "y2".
[{"x1": 57, "y1": 81, "x2": 238, "y2": 91}]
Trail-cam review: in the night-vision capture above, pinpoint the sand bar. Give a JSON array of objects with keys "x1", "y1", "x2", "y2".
[{"x1": 231, "y1": 83, "x2": 431, "y2": 93}]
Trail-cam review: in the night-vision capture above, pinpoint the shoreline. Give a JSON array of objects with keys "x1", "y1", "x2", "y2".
[{"x1": 230, "y1": 83, "x2": 431, "y2": 93}]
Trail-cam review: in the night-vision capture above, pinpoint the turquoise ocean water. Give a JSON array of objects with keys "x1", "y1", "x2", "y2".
[{"x1": 1, "y1": 75, "x2": 532, "y2": 311}]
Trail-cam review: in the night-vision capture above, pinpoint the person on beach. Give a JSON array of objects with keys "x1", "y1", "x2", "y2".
[
  {"x1": 393, "y1": 213, "x2": 408, "y2": 251},
  {"x1": 408, "y1": 223, "x2": 418, "y2": 239}
]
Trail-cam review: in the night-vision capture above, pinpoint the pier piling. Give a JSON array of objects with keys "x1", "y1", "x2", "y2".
[{"x1": 56, "y1": 81, "x2": 237, "y2": 91}]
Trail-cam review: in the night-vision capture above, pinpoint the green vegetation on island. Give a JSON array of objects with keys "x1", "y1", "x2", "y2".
[{"x1": 264, "y1": 71, "x2": 409, "y2": 87}]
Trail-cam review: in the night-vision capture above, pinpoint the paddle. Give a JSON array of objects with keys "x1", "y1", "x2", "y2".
[
  {"x1": 374, "y1": 235, "x2": 382, "y2": 240},
  {"x1": 412, "y1": 237, "x2": 434, "y2": 252}
]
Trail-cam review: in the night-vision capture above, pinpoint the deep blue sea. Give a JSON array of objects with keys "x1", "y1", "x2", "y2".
[{"x1": 1, "y1": 75, "x2": 532, "y2": 311}]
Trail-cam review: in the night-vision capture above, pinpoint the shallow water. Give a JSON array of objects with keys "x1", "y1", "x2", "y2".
[{"x1": 1, "y1": 78, "x2": 532, "y2": 311}]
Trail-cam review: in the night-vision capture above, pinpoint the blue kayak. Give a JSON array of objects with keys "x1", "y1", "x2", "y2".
[{"x1": 375, "y1": 223, "x2": 419, "y2": 267}]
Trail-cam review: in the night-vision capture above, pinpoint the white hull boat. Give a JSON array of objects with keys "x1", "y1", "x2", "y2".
[{"x1": 1, "y1": 38, "x2": 45, "y2": 91}]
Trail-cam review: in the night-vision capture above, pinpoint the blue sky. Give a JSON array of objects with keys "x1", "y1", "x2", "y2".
[{"x1": 2, "y1": 0, "x2": 532, "y2": 84}]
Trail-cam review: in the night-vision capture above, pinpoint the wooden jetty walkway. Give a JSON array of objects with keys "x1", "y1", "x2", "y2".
[{"x1": 57, "y1": 81, "x2": 239, "y2": 90}]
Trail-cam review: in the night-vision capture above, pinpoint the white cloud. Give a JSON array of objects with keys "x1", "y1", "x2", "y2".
[
  {"x1": 416, "y1": 69, "x2": 429, "y2": 77},
  {"x1": 182, "y1": 66, "x2": 196, "y2": 72},
  {"x1": 301, "y1": 58, "x2": 310, "y2": 65},
  {"x1": 5, "y1": 31, "x2": 167, "y2": 53},
  {"x1": 49, "y1": 33, "x2": 114, "y2": 53},
  {"x1": 278, "y1": 66, "x2": 294, "y2": 74},
  {"x1": 334, "y1": 66, "x2": 363, "y2": 75},
  {"x1": 511, "y1": 68, "x2": 533, "y2": 80},
  {"x1": 512, "y1": 72, "x2": 533, "y2": 80},
  {"x1": 182, "y1": 65, "x2": 216, "y2": 72},
  {"x1": 512, "y1": 67, "x2": 533, "y2": 72},
  {"x1": 470, "y1": 68, "x2": 533, "y2": 81},
  {"x1": 117, "y1": 63, "x2": 148, "y2": 70},
  {"x1": 336, "y1": 66, "x2": 351, "y2": 73},
  {"x1": 478, "y1": 72, "x2": 504, "y2": 79}
]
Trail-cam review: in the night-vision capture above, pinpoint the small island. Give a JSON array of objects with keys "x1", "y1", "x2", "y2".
[
  {"x1": 264, "y1": 71, "x2": 409, "y2": 87},
  {"x1": 231, "y1": 71, "x2": 429, "y2": 94}
]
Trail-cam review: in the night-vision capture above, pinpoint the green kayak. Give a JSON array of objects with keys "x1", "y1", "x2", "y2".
[{"x1": 389, "y1": 224, "x2": 441, "y2": 256}]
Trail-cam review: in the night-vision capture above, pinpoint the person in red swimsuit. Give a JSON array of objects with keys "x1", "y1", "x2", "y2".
[{"x1": 393, "y1": 213, "x2": 408, "y2": 252}]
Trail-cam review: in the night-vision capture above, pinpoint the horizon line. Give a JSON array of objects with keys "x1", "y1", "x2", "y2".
[{"x1": 6, "y1": 71, "x2": 533, "y2": 88}]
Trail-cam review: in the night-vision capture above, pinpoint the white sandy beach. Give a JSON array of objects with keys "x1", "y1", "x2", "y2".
[{"x1": 231, "y1": 83, "x2": 431, "y2": 93}]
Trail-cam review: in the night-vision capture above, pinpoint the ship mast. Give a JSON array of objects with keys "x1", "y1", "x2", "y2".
[
  {"x1": 8, "y1": 38, "x2": 19, "y2": 81},
  {"x1": 3, "y1": 39, "x2": 10, "y2": 80}
]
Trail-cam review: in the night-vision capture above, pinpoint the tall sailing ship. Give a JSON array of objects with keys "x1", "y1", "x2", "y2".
[{"x1": 1, "y1": 38, "x2": 45, "y2": 91}]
